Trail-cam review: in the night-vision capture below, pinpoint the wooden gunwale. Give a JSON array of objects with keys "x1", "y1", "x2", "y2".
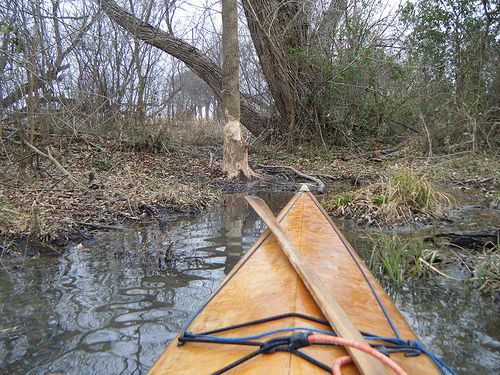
[{"x1": 148, "y1": 189, "x2": 440, "y2": 374}]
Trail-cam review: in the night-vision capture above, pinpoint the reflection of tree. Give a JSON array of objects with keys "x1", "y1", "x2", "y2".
[{"x1": 222, "y1": 194, "x2": 249, "y2": 274}]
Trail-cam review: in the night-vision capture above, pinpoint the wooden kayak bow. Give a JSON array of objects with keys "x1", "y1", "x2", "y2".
[{"x1": 245, "y1": 192, "x2": 389, "y2": 375}]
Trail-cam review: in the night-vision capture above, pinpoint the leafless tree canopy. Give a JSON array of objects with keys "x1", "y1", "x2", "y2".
[{"x1": 1, "y1": 0, "x2": 497, "y2": 152}]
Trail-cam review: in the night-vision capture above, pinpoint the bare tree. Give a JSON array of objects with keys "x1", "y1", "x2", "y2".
[{"x1": 221, "y1": 0, "x2": 254, "y2": 179}]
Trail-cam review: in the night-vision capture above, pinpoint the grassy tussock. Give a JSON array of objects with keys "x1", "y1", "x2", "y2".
[
  {"x1": 474, "y1": 239, "x2": 499, "y2": 295},
  {"x1": 323, "y1": 168, "x2": 451, "y2": 224},
  {"x1": 367, "y1": 232, "x2": 428, "y2": 284}
]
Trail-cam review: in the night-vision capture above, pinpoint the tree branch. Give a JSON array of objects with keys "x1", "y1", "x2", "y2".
[{"x1": 22, "y1": 139, "x2": 88, "y2": 192}]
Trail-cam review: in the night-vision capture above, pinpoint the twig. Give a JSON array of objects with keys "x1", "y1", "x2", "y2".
[
  {"x1": 419, "y1": 257, "x2": 466, "y2": 281},
  {"x1": 22, "y1": 139, "x2": 88, "y2": 192}
]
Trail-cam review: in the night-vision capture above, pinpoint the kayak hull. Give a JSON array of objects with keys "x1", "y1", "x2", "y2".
[{"x1": 149, "y1": 189, "x2": 439, "y2": 374}]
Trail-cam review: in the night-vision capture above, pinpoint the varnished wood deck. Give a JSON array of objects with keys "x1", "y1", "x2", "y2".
[{"x1": 148, "y1": 189, "x2": 439, "y2": 374}]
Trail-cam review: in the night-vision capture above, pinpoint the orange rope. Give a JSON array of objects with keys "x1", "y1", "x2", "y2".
[{"x1": 308, "y1": 334, "x2": 408, "y2": 375}]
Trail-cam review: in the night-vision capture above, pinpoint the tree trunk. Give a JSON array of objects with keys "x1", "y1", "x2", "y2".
[
  {"x1": 241, "y1": 0, "x2": 297, "y2": 139},
  {"x1": 221, "y1": 0, "x2": 254, "y2": 180}
]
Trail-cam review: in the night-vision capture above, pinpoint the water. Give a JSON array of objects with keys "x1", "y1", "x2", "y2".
[{"x1": 0, "y1": 189, "x2": 498, "y2": 374}]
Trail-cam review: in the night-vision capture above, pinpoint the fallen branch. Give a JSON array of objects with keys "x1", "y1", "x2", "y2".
[
  {"x1": 435, "y1": 230, "x2": 499, "y2": 249},
  {"x1": 419, "y1": 258, "x2": 466, "y2": 281},
  {"x1": 256, "y1": 164, "x2": 324, "y2": 191},
  {"x1": 22, "y1": 139, "x2": 88, "y2": 192}
]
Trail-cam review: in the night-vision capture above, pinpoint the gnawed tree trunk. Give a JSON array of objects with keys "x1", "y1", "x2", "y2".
[{"x1": 221, "y1": 0, "x2": 254, "y2": 179}]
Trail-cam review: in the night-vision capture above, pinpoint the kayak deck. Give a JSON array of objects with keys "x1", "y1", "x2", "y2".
[{"x1": 149, "y1": 188, "x2": 440, "y2": 374}]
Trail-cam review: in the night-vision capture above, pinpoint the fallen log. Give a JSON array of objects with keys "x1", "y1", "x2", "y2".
[
  {"x1": 255, "y1": 164, "x2": 324, "y2": 192},
  {"x1": 435, "y1": 230, "x2": 499, "y2": 249}
]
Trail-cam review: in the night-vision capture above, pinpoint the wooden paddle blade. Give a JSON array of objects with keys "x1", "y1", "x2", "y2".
[{"x1": 245, "y1": 195, "x2": 389, "y2": 375}]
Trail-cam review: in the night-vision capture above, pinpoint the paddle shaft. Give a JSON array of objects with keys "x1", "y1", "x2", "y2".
[{"x1": 245, "y1": 196, "x2": 389, "y2": 375}]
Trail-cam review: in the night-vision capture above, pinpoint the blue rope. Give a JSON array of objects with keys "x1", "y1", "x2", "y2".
[
  {"x1": 362, "y1": 336, "x2": 456, "y2": 375},
  {"x1": 184, "y1": 327, "x2": 337, "y2": 343},
  {"x1": 185, "y1": 329, "x2": 455, "y2": 375}
]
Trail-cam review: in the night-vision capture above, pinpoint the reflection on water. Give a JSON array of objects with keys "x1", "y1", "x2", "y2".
[
  {"x1": 0, "y1": 192, "x2": 290, "y2": 374},
  {"x1": 0, "y1": 189, "x2": 498, "y2": 374}
]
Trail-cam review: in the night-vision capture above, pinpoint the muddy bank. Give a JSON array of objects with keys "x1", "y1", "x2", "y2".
[{"x1": 1, "y1": 140, "x2": 498, "y2": 255}]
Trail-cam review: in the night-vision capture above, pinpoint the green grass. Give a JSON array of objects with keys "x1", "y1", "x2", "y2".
[
  {"x1": 367, "y1": 232, "x2": 425, "y2": 285},
  {"x1": 322, "y1": 192, "x2": 354, "y2": 210},
  {"x1": 321, "y1": 167, "x2": 451, "y2": 224},
  {"x1": 91, "y1": 159, "x2": 114, "y2": 171},
  {"x1": 371, "y1": 194, "x2": 388, "y2": 206},
  {"x1": 386, "y1": 169, "x2": 443, "y2": 212}
]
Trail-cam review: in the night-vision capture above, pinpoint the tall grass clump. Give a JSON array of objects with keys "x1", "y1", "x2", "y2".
[
  {"x1": 367, "y1": 232, "x2": 425, "y2": 284},
  {"x1": 474, "y1": 239, "x2": 499, "y2": 295},
  {"x1": 378, "y1": 169, "x2": 451, "y2": 222},
  {"x1": 322, "y1": 168, "x2": 451, "y2": 224}
]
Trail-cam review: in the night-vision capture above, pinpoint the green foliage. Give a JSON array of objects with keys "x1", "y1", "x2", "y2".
[
  {"x1": 367, "y1": 232, "x2": 425, "y2": 285},
  {"x1": 0, "y1": 22, "x2": 23, "y2": 51},
  {"x1": 284, "y1": 44, "x2": 297, "y2": 55},
  {"x1": 91, "y1": 160, "x2": 114, "y2": 172},
  {"x1": 322, "y1": 192, "x2": 354, "y2": 210},
  {"x1": 280, "y1": 0, "x2": 497, "y2": 152},
  {"x1": 399, "y1": 0, "x2": 497, "y2": 151},
  {"x1": 371, "y1": 195, "x2": 388, "y2": 206}
]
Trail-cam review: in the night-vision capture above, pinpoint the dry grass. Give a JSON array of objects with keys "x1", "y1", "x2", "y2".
[
  {"x1": 474, "y1": 241, "x2": 499, "y2": 295},
  {"x1": 164, "y1": 118, "x2": 224, "y2": 146},
  {"x1": 323, "y1": 168, "x2": 452, "y2": 224}
]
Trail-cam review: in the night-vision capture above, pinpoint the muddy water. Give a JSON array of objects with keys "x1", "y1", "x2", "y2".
[{"x1": 0, "y1": 187, "x2": 498, "y2": 374}]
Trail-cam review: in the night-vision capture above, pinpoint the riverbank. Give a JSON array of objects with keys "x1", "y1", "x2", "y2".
[{"x1": 1, "y1": 139, "x2": 498, "y2": 255}]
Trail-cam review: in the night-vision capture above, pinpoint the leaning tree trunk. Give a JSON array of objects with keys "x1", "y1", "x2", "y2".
[{"x1": 221, "y1": 0, "x2": 254, "y2": 179}]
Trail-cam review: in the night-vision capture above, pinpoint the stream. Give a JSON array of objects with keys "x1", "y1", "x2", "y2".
[{"x1": 0, "y1": 186, "x2": 498, "y2": 374}]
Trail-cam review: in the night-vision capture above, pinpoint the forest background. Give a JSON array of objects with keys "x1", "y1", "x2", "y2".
[{"x1": 0, "y1": 0, "x2": 498, "y2": 244}]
